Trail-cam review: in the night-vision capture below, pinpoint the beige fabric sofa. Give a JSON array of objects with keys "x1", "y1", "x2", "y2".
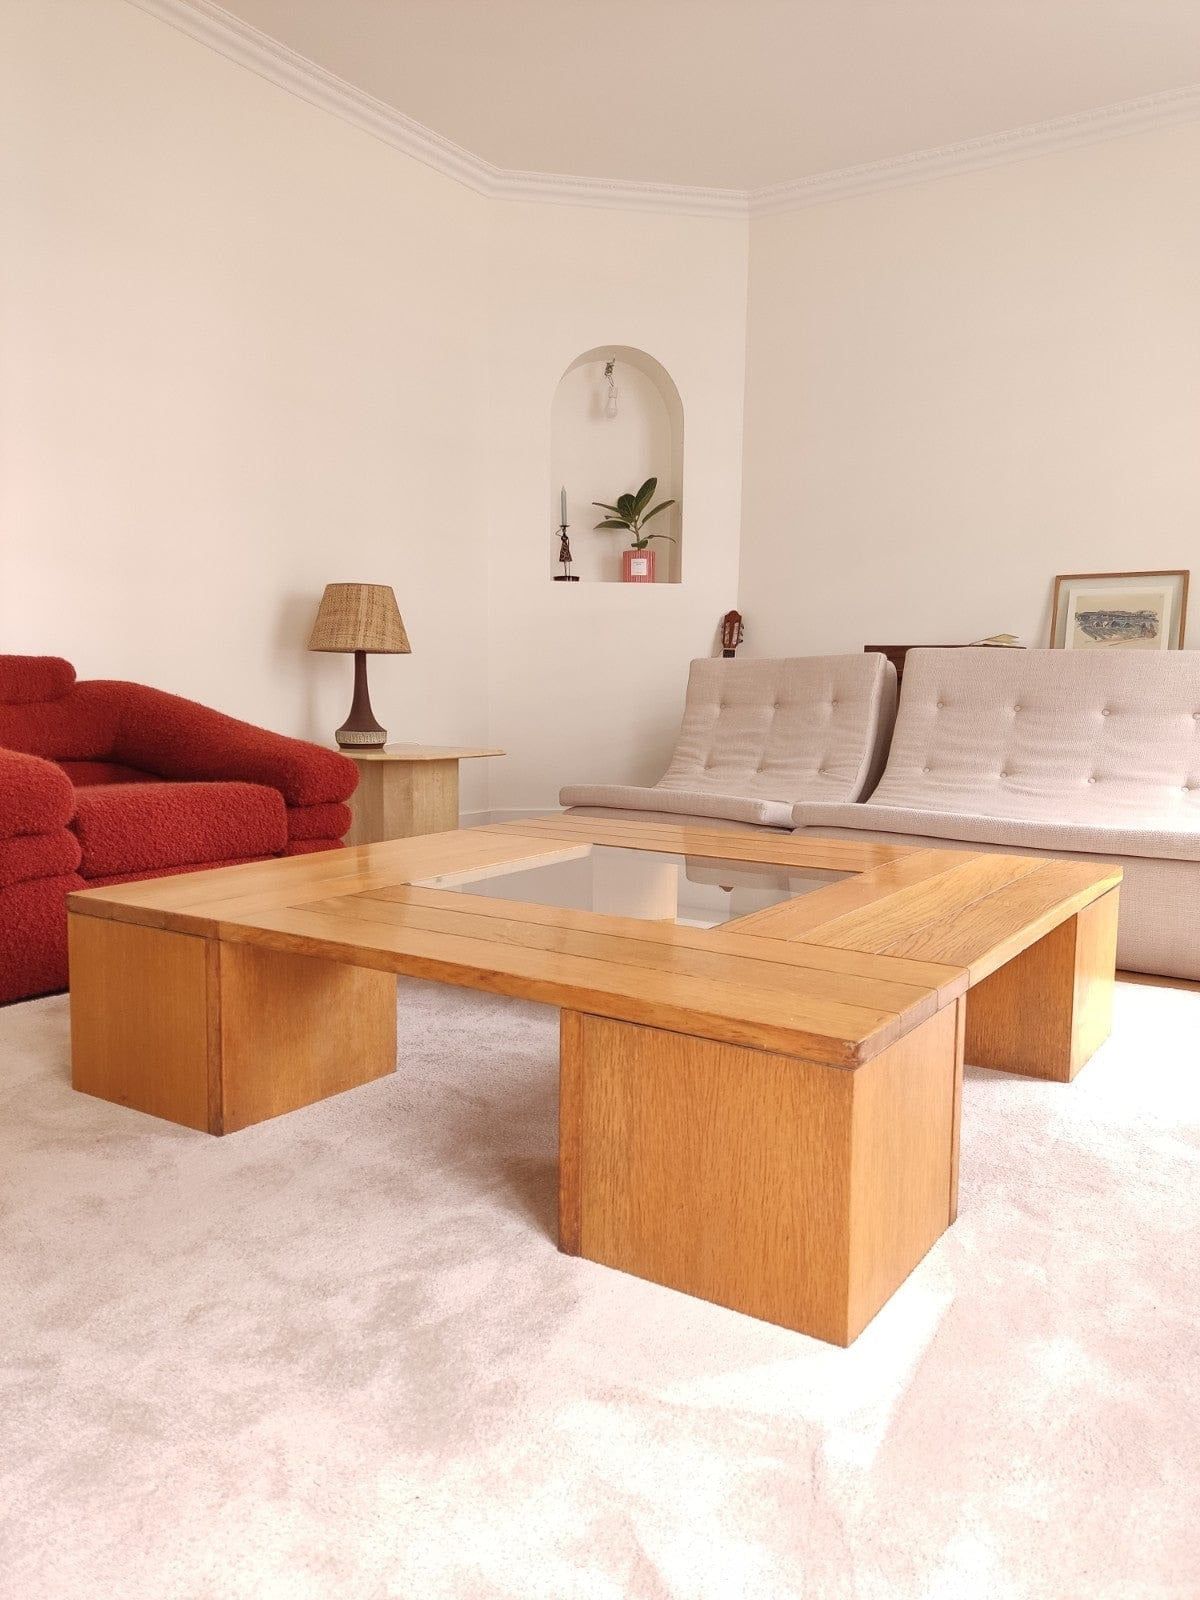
[
  {"x1": 791, "y1": 647, "x2": 1200, "y2": 979},
  {"x1": 560, "y1": 654, "x2": 897, "y2": 831}
]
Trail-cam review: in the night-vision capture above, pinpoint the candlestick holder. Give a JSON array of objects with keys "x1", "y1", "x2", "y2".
[{"x1": 553, "y1": 523, "x2": 579, "y2": 581}]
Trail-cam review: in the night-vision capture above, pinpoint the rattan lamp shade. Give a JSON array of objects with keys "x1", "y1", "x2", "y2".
[{"x1": 307, "y1": 584, "x2": 410, "y2": 655}]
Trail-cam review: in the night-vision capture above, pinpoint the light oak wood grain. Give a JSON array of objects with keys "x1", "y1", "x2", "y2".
[
  {"x1": 724, "y1": 848, "x2": 982, "y2": 938},
  {"x1": 68, "y1": 911, "x2": 396, "y2": 1133},
  {"x1": 481, "y1": 815, "x2": 920, "y2": 871},
  {"x1": 68, "y1": 831, "x2": 585, "y2": 936},
  {"x1": 221, "y1": 900, "x2": 908, "y2": 1064},
  {"x1": 558, "y1": 1010, "x2": 585, "y2": 1256},
  {"x1": 70, "y1": 912, "x2": 214, "y2": 1132},
  {"x1": 345, "y1": 759, "x2": 457, "y2": 844},
  {"x1": 559, "y1": 1004, "x2": 959, "y2": 1346},
  {"x1": 949, "y1": 997, "x2": 966, "y2": 1223},
  {"x1": 845, "y1": 1001, "x2": 961, "y2": 1341},
  {"x1": 356, "y1": 883, "x2": 968, "y2": 1002},
  {"x1": 801, "y1": 853, "x2": 1049, "y2": 956},
  {"x1": 964, "y1": 887, "x2": 1119, "y2": 1082},
  {"x1": 347, "y1": 745, "x2": 504, "y2": 763},
  {"x1": 338, "y1": 889, "x2": 947, "y2": 1021},
  {"x1": 883, "y1": 859, "x2": 1124, "y2": 982},
  {"x1": 216, "y1": 943, "x2": 396, "y2": 1132}
]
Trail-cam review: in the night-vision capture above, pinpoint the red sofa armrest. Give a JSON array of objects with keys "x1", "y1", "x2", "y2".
[
  {"x1": 92, "y1": 682, "x2": 358, "y2": 807},
  {"x1": 0, "y1": 747, "x2": 76, "y2": 837}
]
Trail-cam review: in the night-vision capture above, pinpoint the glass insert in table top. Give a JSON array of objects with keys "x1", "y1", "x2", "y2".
[{"x1": 414, "y1": 845, "x2": 851, "y2": 930}]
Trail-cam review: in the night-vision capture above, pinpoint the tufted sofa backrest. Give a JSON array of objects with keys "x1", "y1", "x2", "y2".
[
  {"x1": 659, "y1": 654, "x2": 897, "y2": 805},
  {"x1": 870, "y1": 647, "x2": 1200, "y2": 824}
]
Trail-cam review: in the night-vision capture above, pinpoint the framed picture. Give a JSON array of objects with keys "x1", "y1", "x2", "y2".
[{"x1": 1050, "y1": 570, "x2": 1189, "y2": 652}]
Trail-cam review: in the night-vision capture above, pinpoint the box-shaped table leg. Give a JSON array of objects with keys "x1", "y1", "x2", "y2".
[
  {"x1": 559, "y1": 1003, "x2": 962, "y2": 1346},
  {"x1": 70, "y1": 913, "x2": 397, "y2": 1133},
  {"x1": 964, "y1": 887, "x2": 1119, "y2": 1082}
]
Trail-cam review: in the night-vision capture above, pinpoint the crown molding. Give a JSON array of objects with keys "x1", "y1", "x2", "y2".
[
  {"x1": 749, "y1": 82, "x2": 1200, "y2": 215},
  {"x1": 128, "y1": 0, "x2": 1200, "y2": 220},
  {"x1": 124, "y1": 0, "x2": 748, "y2": 216}
]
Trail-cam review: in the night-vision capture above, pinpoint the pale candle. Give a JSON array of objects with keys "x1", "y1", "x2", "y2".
[{"x1": 560, "y1": 486, "x2": 567, "y2": 526}]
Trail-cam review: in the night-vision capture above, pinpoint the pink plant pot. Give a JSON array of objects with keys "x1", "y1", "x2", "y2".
[{"x1": 622, "y1": 548, "x2": 655, "y2": 584}]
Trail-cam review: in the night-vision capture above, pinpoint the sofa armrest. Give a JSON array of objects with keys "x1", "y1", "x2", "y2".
[
  {"x1": 0, "y1": 747, "x2": 76, "y2": 837},
  {"x1": 93, "y1": 682, "x2": 358, "y2": 807}
]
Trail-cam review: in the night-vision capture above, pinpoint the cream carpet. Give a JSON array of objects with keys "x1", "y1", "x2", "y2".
[{"x1": 1, "y1": 977, "x2": 1198, "y2": 1600}]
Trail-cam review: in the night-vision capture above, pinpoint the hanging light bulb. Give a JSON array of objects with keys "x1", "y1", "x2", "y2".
[{"x1": 603, "y1": 358, "x2": 619, "y2": 419}]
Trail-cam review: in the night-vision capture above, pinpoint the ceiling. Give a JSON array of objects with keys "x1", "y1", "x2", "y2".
[{"x1": 210, "y1": 0, "x2": 1200, "y2": 191}]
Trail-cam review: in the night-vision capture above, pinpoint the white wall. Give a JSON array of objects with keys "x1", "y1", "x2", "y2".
[
  {"x1": 9, "y1": 1, "x2": 1195, "y2": 824},
  {"x1": 485, "y1": 200, "x2": 747, "y2": 815},
  {"x1": 738, "y1": 122, "x2": 1200, "y2": 660},
  {"x1": 0, "y1": 0, "x2": 746, "y2": 819},
  {"x1": 0, "y1": 0, "x2": 497, "y2": 812}
]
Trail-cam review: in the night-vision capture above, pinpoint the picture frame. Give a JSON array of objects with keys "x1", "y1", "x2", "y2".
[{"x1": 1049, "y1": 569, "x2": 1189, "y2": 652}]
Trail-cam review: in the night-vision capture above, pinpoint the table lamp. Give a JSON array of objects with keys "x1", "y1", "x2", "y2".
[{"x1": 307, "y1": 582, "x2": 410, "y2": 748}]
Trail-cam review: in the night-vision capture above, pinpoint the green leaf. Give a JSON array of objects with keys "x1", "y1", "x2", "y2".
[
  {"x1": 642, "y1": 499, "x2": 676, "y2": 522},
  {"x1": 591, "y1": 501, "x2": 621, "y2": 513},
  {"x1": 633, "y1": 477, "x2": 657, "y2": 515},
  {"x1": 631, "y1": 538, "x2": 649, "y2": 549},
  {"x1": 645, "y1": 532, "x2": 676, "y2": 543},
  {"x1": 617, "y1": 493, "x2": 636, "y2": 519},
  {"x1": 594, "y1": 518, "x2": 629, "y2": 530}
]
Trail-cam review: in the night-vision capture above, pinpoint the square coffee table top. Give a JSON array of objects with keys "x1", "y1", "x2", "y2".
[{"x1": 68, "y1": 816, "x2": 1120, "y2": 1070}]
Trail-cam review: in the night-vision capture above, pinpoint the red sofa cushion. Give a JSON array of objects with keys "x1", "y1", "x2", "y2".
[
  {"x1": 0, "y1": 830, "x2": 81, "y2": 891},
  {"x1": 58, "y1": 760, "x2": 158, "y2": 787},
  {"x1": 0, "y1": 748, "x2": 76, "y2": 837},
  {"x1": 72, "y1": 781, "x2": 287, "y2": 880},
  {"x1": 0, "y1": 873, "x2": 80, "y2": 1004},
  {"x1": 0, "y1": 655, "x2": 76, "y2": 705},
  {"x1": 286, "y1": 800, "x2": 353, "y2": 841}
]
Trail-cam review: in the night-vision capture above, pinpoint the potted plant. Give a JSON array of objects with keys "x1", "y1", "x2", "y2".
[{"x1": 593, "y1": 477, "x2": 676, "y2": 583}]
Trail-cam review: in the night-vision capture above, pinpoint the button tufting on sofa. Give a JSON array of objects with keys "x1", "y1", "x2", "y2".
[
  {"x1": 790, "y1": 646, "x2": 1200, "y2": 982},
  {"x1": 560, "y1": 654, "x2": 898, "y2": 832}
]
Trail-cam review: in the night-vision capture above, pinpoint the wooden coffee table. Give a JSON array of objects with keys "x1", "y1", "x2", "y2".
[{"x1": 67, "y1": 816, "x2": 1120, "y2": 1346}]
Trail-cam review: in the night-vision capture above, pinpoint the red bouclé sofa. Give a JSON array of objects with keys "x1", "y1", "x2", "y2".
[{"x1": 0, "y1": 655, "x2": 358, "y2": 1004}]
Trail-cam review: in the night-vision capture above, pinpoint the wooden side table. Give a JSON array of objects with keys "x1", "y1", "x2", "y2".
[{"x1": 343, "y1": 745, "x2": 504, "y2": 844}]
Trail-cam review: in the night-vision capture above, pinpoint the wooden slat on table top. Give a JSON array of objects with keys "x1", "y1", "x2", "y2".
[
  {"x1": 220, "y1": 898, "x2": 918, "y2": 1066},
  {"x1": 337, "y1": 886, "x2": 959, "y2": 1021},
  {"x1": 480, "y1": 815, "x2": 920, "y2": 871},
  {"x1": 354, "y1": 883, "x2": 967, "y2": 1005},
  {"x1": 791, "y1": 852, "x2": 1050, "y2": 954},
  {"x1": 880, "y1": 864, "x2": 1122, "y2": 982},
  {"x1": 724, "y1": 848, "x2": 980, "y2": 939},
  {"x1": 67, "y1": 830, "x2": 588, "y2": 936}
]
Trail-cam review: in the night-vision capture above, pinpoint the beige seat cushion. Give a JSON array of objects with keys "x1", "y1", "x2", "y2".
[
  {"x1": 790, "y1": 799, "x2": 1200, "y2": 864},
  {"x1": 560, "y1": 789, "x2": 795, "y2": 829},
  {"x1": 561, "y1": 654, "x2": 897, "y2": 826},
  {"x1": 556, "y1": 803, "x2": 785, "y2": 833}
]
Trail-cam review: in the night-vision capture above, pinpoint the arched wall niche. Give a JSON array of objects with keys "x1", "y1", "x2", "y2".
[{"x1": 550, "y1": 345, "x2": 684, "y2": 584}]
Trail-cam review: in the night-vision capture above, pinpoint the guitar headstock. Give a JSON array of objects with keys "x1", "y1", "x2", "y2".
[{"x1": 720, "y1": 609, "x2": 744, "y2": 655}]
